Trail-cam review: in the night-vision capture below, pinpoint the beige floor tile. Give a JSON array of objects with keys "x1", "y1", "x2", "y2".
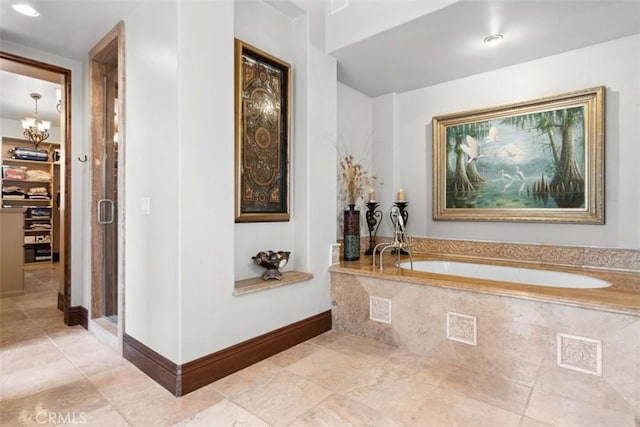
[
  {"x1": 408, "y1": 387, "x2": 522, "y2": 427},
  {"x1": 58, "y1": 338, "x2": 126, "y2": 376},
  {"x1": 0, "y1": 379, "x2": 110, "y2": 426},
  {"x1": 520, "y1": 416, "x2": 556, "y2": 427},
  {"x1": 110, "y1": 382, "x2": 214, "y2": 427},
  {"x1": 286, "y1": 347, "x2": 386, "y2": 394},
  {"x1": 0, "y1": 322, "x2": 44, "y2": 347},
  {"x1": 269, "y1": 341, "x2": 321, "y2": 367},
  {"x1": 324, "y1": 332, "x2": 396, "y2": 359},
  {"x1": 47, "y1": 325, "x2": 97, "y2": 348},
  {"x1": 180, "y1": 382, "x2": 226, "y2": 406},
  {"x1": 175, "y1": 399, "x2": 269, "y2": 426},
  {"x1": 289, "y1": 393, "x2": 402, "y2": 427},
  {"x1": 210, "y1": 359, "x2": 282, "y2": 397},
  {"x1": 71, "y1": 405, "x2": 131, "y2": 427},
  {"x1": 345, "y1": 367, "x2": 439, "y2": 425},
  {"x1": 438, "y1": 364, "x2": 533, "y2": 415},
  {"x1": 232, "y1": 370, "x2": 332, "y2": 426},
  {"x1": 0, "y1": 335, "x2": 66, "y2": 374},
  {"x1": 535, "y1": 359, "x2": 636, "y2": 414},
  {"x1": 87, "y1": 363, "x2": 161, "y2": 401},
  {"x1": 0, "y1": 357, "x2": 85, "y2": 401},
  {"x1": 305, "y1": 329, "x2": 349, "y2": 346},
  {"x1": 525, "y1": 379, "x2": 636, "y2": 427},
  {"x1": 385, "y1": 349, "x2": 457, "y2": 385}
]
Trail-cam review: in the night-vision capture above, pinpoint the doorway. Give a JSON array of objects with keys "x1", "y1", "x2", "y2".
[
  {"x1": 89, "y1": 23, "x2": 124, "y2": 341},
  {"x1": 0, "y1": 52, "x2": 72, "y2": 324}
]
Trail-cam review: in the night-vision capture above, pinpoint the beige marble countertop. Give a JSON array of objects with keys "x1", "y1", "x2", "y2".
[{"x1": 329, "y1": 253, "x2": 640, "y2": 316}]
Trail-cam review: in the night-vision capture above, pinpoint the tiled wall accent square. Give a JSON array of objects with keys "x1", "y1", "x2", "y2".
[
  {"x1": 369, "y1": 296, "x2": 391, "y2": 324},
  {"x1": 446, "y1": 311, "x2": 477, "y2": 346},
  {"x1": 557, "y1": 333, "x2": 602, "y2": 376}
]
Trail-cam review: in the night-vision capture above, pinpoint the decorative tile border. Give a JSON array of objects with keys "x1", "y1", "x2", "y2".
[
  {"x1": 557, "y1": 333, "x2": 602, "y2": 376},
  {"x1": 446, "y1": 311, "x2": 477, "y2": 346},
  {"x1": 364, "y1": 237, "x2": 639, "y2": 272},
  {"x1": 369, "y1": 296, "x2": 392, "y2": 324}
]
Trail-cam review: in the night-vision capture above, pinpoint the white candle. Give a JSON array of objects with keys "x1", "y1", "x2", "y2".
[
  {"x1": 396, "y1": 188, "x2": 405, "y2": 202},
  {"x1": 368, "y1": 188, "x2": 376, "y2": 202}
]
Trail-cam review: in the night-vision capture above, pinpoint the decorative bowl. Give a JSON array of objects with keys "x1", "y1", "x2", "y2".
[{"x1": 252, "y1": 250, "x2": 290, "y2": 280}]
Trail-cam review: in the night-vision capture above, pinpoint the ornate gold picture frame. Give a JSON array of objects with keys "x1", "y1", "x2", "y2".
[
  {"x1": 433, "y1": 86, "x2": 604, "y2": 223},
  {"x1": 235, "y1": 39, "x2": 291, "y2": 223}
]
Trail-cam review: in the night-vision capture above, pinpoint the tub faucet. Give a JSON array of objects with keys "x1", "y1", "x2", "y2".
[{"x1": 372, "y1": 206, "x2": 413, "y2": 271}]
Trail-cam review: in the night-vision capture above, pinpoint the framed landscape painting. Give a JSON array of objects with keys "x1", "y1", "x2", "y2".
[
  {"x1": 234, "y1": 39, "x2": 291, "y2": 223},
  {"x1": 432, "y1": 86, "x2": 604, "y2": 223}
]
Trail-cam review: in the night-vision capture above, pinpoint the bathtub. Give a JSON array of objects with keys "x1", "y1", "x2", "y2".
[
  {"x1": 330, "y1": 257, "x2": 639, "y2": 420},
  {"x1": 398, "y1": 260, "x2": 611, "y2": 289}
]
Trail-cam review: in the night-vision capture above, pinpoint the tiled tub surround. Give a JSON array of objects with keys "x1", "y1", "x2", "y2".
[{"x1": 329, "y1": 249, "x2": 640, "y2": 425}]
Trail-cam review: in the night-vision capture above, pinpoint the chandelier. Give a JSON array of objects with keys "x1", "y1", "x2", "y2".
[{"x1": 22, "y1": 93, "x2": 51, "y2": 148}]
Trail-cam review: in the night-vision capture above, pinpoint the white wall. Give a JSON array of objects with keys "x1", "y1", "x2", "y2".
[
  {"x1": 336, "y1": 82, "x2": 373, "y2": 237},
  {"x1": 372, "y1": 93, "x2": 398, "y2": 237},
  {"x1": 389, "y1": 35, "x2": 639, "y2": 249},
  {"x1": 124, "y1": 0, "x2": 336, "y2": 364},
  {"x1": 124, "y1": 1, "x2": 181, "y2": 361}
]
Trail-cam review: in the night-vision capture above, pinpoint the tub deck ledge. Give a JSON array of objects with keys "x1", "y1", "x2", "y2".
[{"x1": 329, "y1": 253, "x2": 640, "y2": 316}]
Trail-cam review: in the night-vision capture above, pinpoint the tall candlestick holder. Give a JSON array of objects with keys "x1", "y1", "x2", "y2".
[
  {"x1": 390, "y1": 201, "x2": 409, "y2": 254},
  {"x1": 364, "y1": 201, "x2": 383, "y2": 255}
]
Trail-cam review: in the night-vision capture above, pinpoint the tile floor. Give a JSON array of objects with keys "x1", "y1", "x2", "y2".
[{"x1": 0, "y1": 264, "x2": 621, "y2": 426}]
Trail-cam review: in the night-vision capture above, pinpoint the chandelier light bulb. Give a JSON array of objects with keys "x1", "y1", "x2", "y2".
[{"x1": 21, "y1": 93, "x2": 50, "y2": 148}]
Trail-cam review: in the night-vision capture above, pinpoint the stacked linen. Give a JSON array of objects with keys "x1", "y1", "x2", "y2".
[
  {"x1": 25, "y1": 170, "x2": 51, "y2": 181},
  {"x1": 2, "y1": 186, "x2": 25, "y2": 199},
  {"x1": 27, "y1": 187, "x2": 49, "y2": 199}
]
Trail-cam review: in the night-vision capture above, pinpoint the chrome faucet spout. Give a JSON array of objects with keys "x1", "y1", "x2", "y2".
[{"x1": 373, "y1": 207, "x2": 414, "y2": 271}]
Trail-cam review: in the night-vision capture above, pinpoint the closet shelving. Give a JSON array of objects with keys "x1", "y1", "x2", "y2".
[{"x1": 1, "y1": 137, "x2": 59, "y2": 263}]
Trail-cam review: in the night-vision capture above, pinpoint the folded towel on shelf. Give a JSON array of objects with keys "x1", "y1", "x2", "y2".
[
  {"x1": 29, "y1": 208, "x2": 52, "y2": 218},
  {"x1": 2, "y1": 186, "x2": 26, "y2": 199},
  {"x1": 25, "y1": 170, "x2": 51, "y2": 181},
  {"x1": 27, "y1": 187, "x2": 50, "y2": 199},
  {"x1": 29, "y1": 223, "x2": 51, "y2": 230}
]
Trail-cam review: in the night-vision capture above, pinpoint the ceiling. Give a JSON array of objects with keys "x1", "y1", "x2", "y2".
[
  {"x1": 0, "y1": 0, "x2": 136, "y2": 126},
  {"x1": 0, "y1": 0, "x2": 639, "y2": 106},
  {"x1": 331, "y1": 0, "x2": 640, "y2": 97},
  {"x1": 0, "y1": 71, "x2": 61, "y2": 125}
]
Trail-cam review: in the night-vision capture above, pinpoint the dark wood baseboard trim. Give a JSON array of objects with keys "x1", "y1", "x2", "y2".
[
  {"x1": 122, "y1": 310, "x2": 332, "y2": 397},
  {"x1": 57, "y1": 292, "x2": 65, "y2": 312},
  {"x1": 123, "y1": 334, "x2": 180, "y2": 395},
  {"x1": 67, "y1": 306, "x2": 88, "y2": 329},
  {"x1": 181, "y1": 310, "x2": 332, "y2": 395}
]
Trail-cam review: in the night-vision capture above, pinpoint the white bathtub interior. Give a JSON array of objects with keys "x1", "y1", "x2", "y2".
[{"x1": 399, "y1": 260, "x2": 611, "y2": 289}]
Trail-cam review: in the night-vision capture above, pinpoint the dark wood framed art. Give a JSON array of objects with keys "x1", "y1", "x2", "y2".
[
  {"x1": 433, "y1": 86, "x2": 604, "y2": 224},
  {"x1": 234, "y1": 39, "x2": 291, "y2": 223}
]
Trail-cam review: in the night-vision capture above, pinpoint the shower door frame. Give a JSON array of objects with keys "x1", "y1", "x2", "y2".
[{"x1": 89, "y1": 22, "x2": 125, "y2": 344}]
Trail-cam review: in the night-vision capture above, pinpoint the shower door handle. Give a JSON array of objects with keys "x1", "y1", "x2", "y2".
[{"x1": 97, "y1": 199, "x2": 115, "y2": 224}]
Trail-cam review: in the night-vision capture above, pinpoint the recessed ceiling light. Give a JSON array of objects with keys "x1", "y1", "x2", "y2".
[
  {"x1": 483, "y1": 33, "x2": 504, "y2": 45},
  {"x1": 11, "y1": 3, "x2": 40, "y2": 17}
]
